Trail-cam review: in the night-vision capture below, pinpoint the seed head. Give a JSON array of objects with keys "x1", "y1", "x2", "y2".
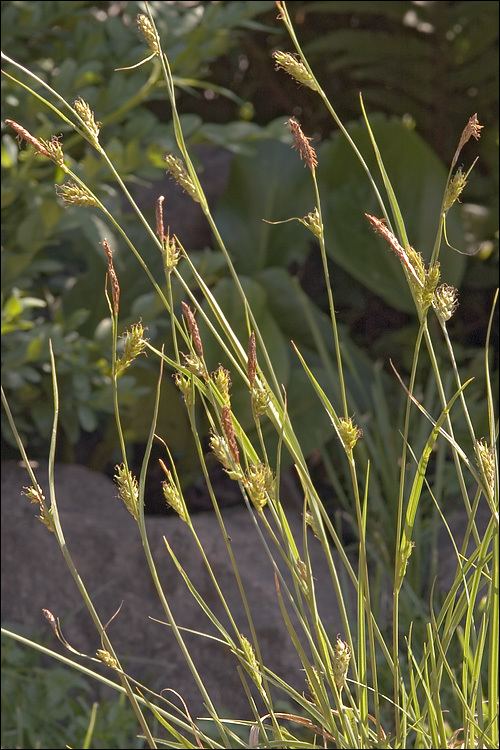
[
  {"x1": 403, "y1": 247, "x2": 440, "y2": 312},
  {"x1": 155, "y1": 194, "x2": 181, "y2": 271},
  {"x1": 240, "y1": 635, "x2": 263, "y2": 691},
  {"x1": 115, "y1": 323, "x2": 146, "y2": 377},
  {"x1": 475, "y1": 439, "x2": 496, "y2": 495},
  {"x1": 56, "y1": 181, "x2": 98, "y2": 207},
  {"x1": 156, "y1": 195, "x2": 165, "y2": 242},
  {"x1": 273, "y1": 51, "x2": 318, "y2": 92},
  {"x1": 465, "y1": 113, "x2": 484, "y2": 141},
  {"x1": 23, "y1": 483, "x2": 45, "y2": 506},
  {"x1": 102, "y1": 239, "x2": 120, "y2": 316},
  {"x1": 453, "y1": 113, "x2": 483, "y2": 168},
  {"x1": 251, "y1": 383, "x2": 270, "y2": 417},
  {"x1": 165, "y1": 154, "x2": 199, "y2": 202},
  {"x1": 295, "y1": 557, "x2": 309, "y2": 595},
  {"x1": 96, "y1": 649, "x2": 119, "y2": 669},
  {"x1": 287, "y1": 118, "x2": 318, "y2": 171},
  {"x1": 247, "y1": 332, "x2": 257, "y2": 387},
  {"x1": 160, "y1": 460, "x2": 188, "y2": 523},
  {"x1": 301, "y1": 207, "x2": 322, "y2": 238},
  {"x1": 221, "y1": 406, "x2": 240, "y2": 465},
  {"x1": 443, "y1": 168, "x2": 468, "y2": 212},
  {"x1": 45, "y1": 135, "x2": 64, "y2": 165},
  {"x1": 136, "y1": 13, "x2": 160, "y2": 54},
  {"x1": 5, "y1": 119, "x2": 64, "y2": 165},
  {"x1": 74, "y1": 97, "x2": 100, "y2": 143},
  {"x1": 182, "y1": 302, "x2": 203, "y2": 357},
  {"x1": 212, "y1": 365, "x2": 231, "y2": 406},
  {"x1": 243, "y1": 462, "x2": 274, "y2": 512},
  {"x1": 22, "y1": 484, "x2": 54, "y2": 532},
  {"x1": 433, "y1": 283, "x2": 459, "y2": 323},
  {"x1": 182, "y1": 352, "x2": 207, "y2": 380},
  {"x1": 163, "y1": 232, "x2": 181, "y2": 272},
  {"x1": 174, "y1": 372, "x2": 194, "y2": 407},
  {"x1": 332, "y1": 636, "x2": 350, "y2": 691},
  {"x1": 42, "y1": 608, "x2": 58, "y2": 632},
  {"x1": 210, "y1": 432, "x2": 231, "y2": 470},
  {"x1": 365, "y1": 214, "x2": 424, "y2": 289},
  {"x1": 114, "y1": 463, "x2": 139, "y2": 520},
  {"x1": 305, "y1": 510, "x2": 320, "y2": 539},
  {"x1": 338, "y1": 417, "x2": 362, "y2": 454},
  {"x1": 420, "y1": 262, "x2": 441, "y2": 312}
]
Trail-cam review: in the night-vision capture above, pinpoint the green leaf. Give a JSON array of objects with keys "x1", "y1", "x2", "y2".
[
  {"x1": 214, "y1": 140, "x2": 311, "y2": 273},
  {"x1": 200, "y1": 275, "x2": 290, "y2": 385},
  {"x1": 3, "y1": 295, "x2": 23, "y2": 321},
  {"x1": 77, "y1": 403, "x2": 98, "y2": 433}
]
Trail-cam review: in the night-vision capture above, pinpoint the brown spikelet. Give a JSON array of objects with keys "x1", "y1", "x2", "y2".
[
  {"x1": 365, "y1": 214, "x2": 424, "y2": 289},
  {"x1": 156, "y1": 195, "x2": 165, "y2": 243},
  {"x1": 42, "y1": 608, "x2": 57, "y2": 630},
  {"x1": 221, "y1": 406, "x2": 240, "y2": 464},
  {"x1": 102, "y1": 239, "x2": 120, "y2": 315},
  {"x1": 247, "y1": 332, "x2": 257, "y2": 386},
  {"x1": 452, "y1": 113, "x2": 483, "y2": 169},
  {"x1": 182, "y1": 302, "x2": 203, "y2": 357},
  {"x1": 6, "y1": 119, "x2": 54, "y2": 161},
  {"x1": 466, "y1": 113, "x2": 483, "y2": 141},
  {"x1": 287, "y1": 118, "x2": 318, "y2": 171}
]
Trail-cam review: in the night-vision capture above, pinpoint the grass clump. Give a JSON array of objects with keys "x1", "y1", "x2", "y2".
[{"x1": 1, "y1": 2, "x2": 498, "y2": 748}]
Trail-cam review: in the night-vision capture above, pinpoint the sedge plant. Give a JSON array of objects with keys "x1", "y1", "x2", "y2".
[{"x1": 1, "y1": 2, "x2": 498, "y2": 748}]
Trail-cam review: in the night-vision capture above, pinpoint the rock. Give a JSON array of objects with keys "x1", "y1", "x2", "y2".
[
  {"x1": 436, "y1": 501, "x2": 491, "y2": 592},
  {"x1": 4, "y1": 459, "x2": 489, "y2": 724},
  {"x1": 1, "y1": 460, "x2": 354, "y2": 720},
  {"x1": 130, "y1": 144, "x2": 233, "y2": 250}
]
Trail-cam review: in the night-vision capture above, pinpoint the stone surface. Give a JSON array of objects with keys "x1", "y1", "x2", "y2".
[
  {"x1": 131, "y1": 144, "x2": 233, "y2": 251},
  {"x1": 3, "y1": 460, "x2": 486, "y2": 721},
  {"x1": 1, "y1": 460, "x2": 353, "y2": 720}
]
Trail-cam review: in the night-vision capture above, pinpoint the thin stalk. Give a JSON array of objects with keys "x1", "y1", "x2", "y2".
[
  {"x1": 145, "y1": 10, "x2": 285, "y2": 408},
  {"x1": 440, "y1": 321, "x2": 477, "y2": 445},
  {"x1": 312, "y1": 171, "x2": 349, "y2": 419},
  {"x1": 393, "y1": 321, "x2": 425, "y2": 738},
  {"x1": 166, "y1": 270, "x2": 180, "y2": 363},
  {"x1": 423, "y1": 325, "x2": 485, "y2": 539},
  {"x1": 185, "y1": 408, "x2": 283, "y2": 741},
  {"x1": 48, "y1": 343, "x2": 156, "y2": 749},
  {"x1": 2, "y1": 373, "x2": 156, "y2": 748},
  {"x1": 277, "y1": 3, "x2": 391, "y2": 229},
  {"x1": 348, "y1": 458, "x2": 382, "y2": 740},
  {"x1": 110, "y1": 318, "x2": 232, "y2": 745}
]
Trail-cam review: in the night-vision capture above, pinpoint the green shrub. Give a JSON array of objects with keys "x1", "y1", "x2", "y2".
[{"x1": 1, "y1": 636, "x2": 143, "y2": 749}]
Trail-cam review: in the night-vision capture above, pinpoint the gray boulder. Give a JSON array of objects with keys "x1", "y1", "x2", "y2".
[{"x1": 1, "y1": 460, "x2": 353, "y2": 720}]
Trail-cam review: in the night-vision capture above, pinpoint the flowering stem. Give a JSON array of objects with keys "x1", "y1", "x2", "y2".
[{"x1": 312, "y1": 171, "x2": 349, "y2": 419}]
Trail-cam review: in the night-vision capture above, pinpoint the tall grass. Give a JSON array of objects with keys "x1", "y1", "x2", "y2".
[{"x1": 1, "y1": 2, "x2": 498, "y2": 747}]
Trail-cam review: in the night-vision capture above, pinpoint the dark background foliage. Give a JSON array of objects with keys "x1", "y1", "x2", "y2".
[{"x1": 2, "y1": 0, "x2": 497, "y2": 471}]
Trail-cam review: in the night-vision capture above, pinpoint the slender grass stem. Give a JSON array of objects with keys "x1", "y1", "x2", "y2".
[{"x1": 312, "y1": 172, "x2": 349, "y2": 419}]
